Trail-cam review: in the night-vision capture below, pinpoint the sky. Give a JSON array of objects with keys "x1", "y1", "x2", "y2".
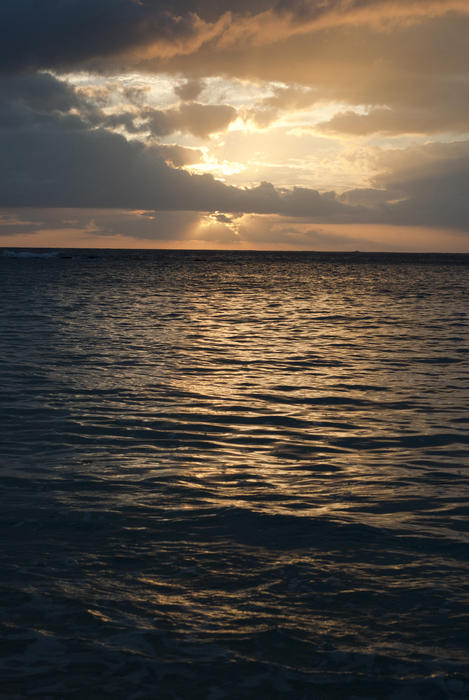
[{"x1": 1, "y1": 0, "x2": 469, "y2": 251}]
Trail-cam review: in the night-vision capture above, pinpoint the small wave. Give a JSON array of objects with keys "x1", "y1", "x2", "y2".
[{"x1": 2, "y1": 249, "x2": 59, "y2": 259}]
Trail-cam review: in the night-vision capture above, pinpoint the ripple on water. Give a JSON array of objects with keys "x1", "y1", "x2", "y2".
[{"x1": 0, "y1": 250, "x2": 468, "y2": 697}]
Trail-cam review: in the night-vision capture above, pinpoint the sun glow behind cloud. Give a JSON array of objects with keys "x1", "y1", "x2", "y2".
[
  {"x1": 1, "y1": 1, "x2": 469, "y2": 250},
  {"x1": 60, "y1": 70, "x2": 387, "y2": 193}
]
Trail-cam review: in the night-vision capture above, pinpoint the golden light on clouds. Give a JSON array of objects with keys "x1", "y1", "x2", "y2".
[{"x1": 1, "y1": 1, "x2": 469, "y2": 250}]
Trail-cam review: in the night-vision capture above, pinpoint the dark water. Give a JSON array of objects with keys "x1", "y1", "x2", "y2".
[{"x1": 1, "y1": 249, "x2": 468, "y2": 699}]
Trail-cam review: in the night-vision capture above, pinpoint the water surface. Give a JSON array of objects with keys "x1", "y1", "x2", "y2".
[{"x1": 1, "y1": 250, "x2": 468, "y2": 698}]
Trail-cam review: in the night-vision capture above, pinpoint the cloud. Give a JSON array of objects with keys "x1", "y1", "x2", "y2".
[
  {"x1": 152, "y1": 143, "x2": 204, "y2": 167},
  {"x1": 0, "y1": 72, "x2": 346, "y2": 216},
  {"x1": 2, "y1": 207, "x2": 467, "y2": 251},
  {"x1": 2, "y1": 1, "x2": 469, "y2": 77},
  {"x1": 0, "y1": 104, "x2": 366, "y2": 219},
  {"x1": 370, "y1": 141, "x2": 469, "y2": 229},
  {"x1": 161, "y1": 12, "x2": 469, "y2": 138},
  {"x1": 0, "y1": 207, "x2": 205, "y2": 246},
  {"x1": 333, "y1": 141, "x2": 469, "y2": 230},
  {"x1": 143, "y1": 102, "x2": 237, "y2": 138},
  {"x1": 0, "y1": 75, "x2": 346, "y2": 215},
  {"x1": 174, "y1": 78, "x2": 205, "y2": 101},
  {"x1": 1, "y1": 3, "x2": 469, "y2": 254},
  {"x1": 248, "y1": 85, "x2": 319, "y2": 127},
  {"x1": 235, "y1": 214, "x2": 379, "y2": 250},
  {"x1": 0, "y1": 72, "x2": 79, "y2": 112},
  {"x1": 0, "y1": 0, "x2": 224, "y2": 74},
  {"x1": 88, "y1": 101, "x2": 237, "y2": 140},
  {"x1": 90, "y1": 209, "x2": 203, "y2": 241},
  {"x1": 0, "y1": 72, "x2": 233, "y2": 174},
  {"x1": 1, "y1": 70, "x2": 469, "y2": 236},
  {"x1": 317, "y1": 97, "x2": 469, "y2": 137},
  {"x1": 2, "y1": 2, "x2": 469, "y2": 143},
  {"x1": 339, "y1": 188, "x2": 397, "y2": 207}
]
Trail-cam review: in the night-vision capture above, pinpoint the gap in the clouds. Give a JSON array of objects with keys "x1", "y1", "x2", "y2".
[
  {"x1": 59, "y1": 67, "x2": 466, "y2": 198},
  {"x1": 9, "y1": 69, "x2": 469, "y2": 242},
  {"x1": 54, "y1": 69, "x2": 383, "y2": 192}
]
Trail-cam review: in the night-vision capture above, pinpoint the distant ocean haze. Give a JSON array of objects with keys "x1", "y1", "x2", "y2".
[{"x1": 1, "y1": 248, "x2": 468, "y2": 698}]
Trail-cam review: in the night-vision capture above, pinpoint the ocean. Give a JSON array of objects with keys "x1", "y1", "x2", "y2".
[{"x1": 1, "y1": 249, "x2": 468, "y2": 699}]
